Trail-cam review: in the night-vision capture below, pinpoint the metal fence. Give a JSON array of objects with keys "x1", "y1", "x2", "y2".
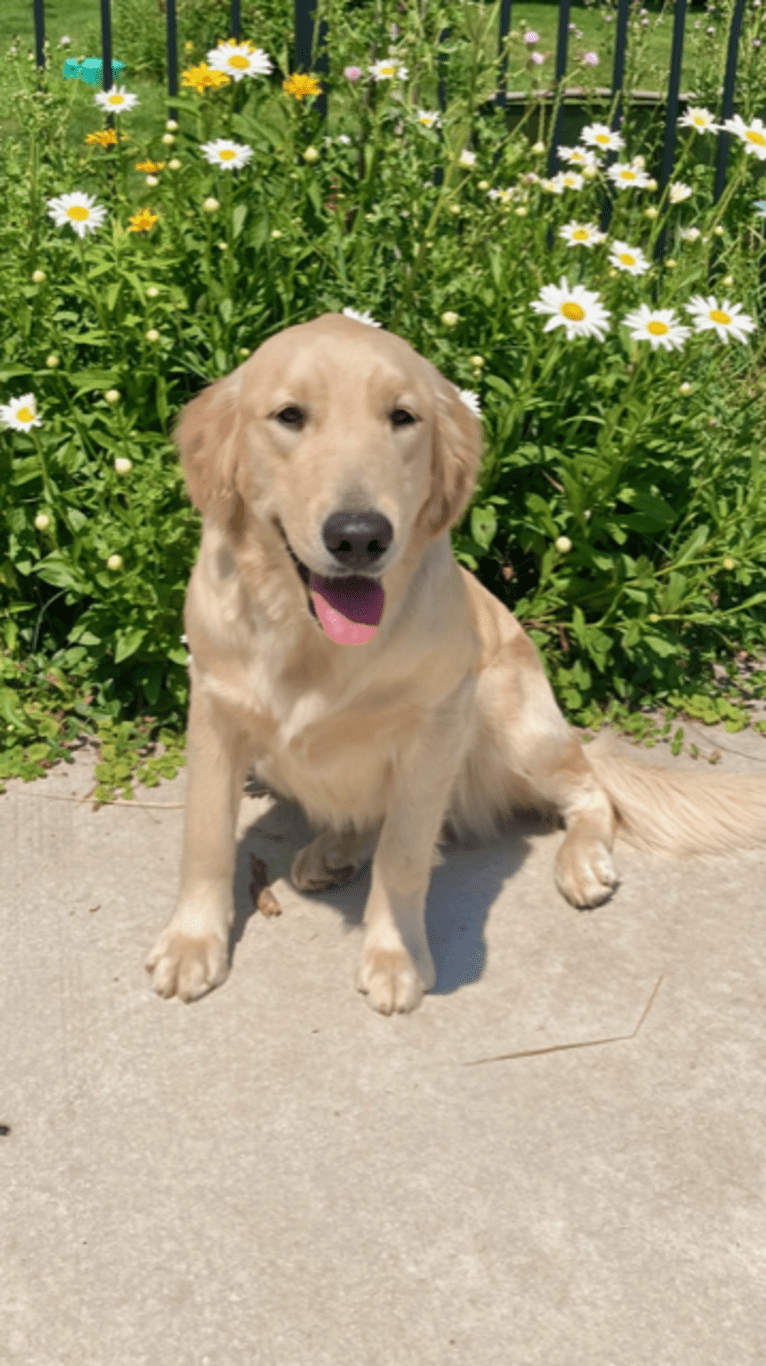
[{"x1": 31, "y1": 0, "x2": 748, "y2": 220}]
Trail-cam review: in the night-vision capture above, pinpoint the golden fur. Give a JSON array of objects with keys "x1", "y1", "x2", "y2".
[{"x1": 146, "y1": 313, "x2": 766, "y2": 1014}]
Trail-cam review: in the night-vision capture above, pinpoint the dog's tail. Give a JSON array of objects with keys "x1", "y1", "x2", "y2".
[{"x1": 584, "y1": 731, "x2": 766, "y2": 856}]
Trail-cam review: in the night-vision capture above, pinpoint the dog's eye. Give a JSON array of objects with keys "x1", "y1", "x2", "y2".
[
  {"x1": 275, "y1": 406, "x2": 304, "y2": 428},
  {"x1": 390, "y1": 409, "x2": 416, "y2": 427}
]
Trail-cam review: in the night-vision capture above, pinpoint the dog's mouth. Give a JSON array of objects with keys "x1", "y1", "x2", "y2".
[{"x1": 275, "y1": 521, "x2": 385, "y2": 647}]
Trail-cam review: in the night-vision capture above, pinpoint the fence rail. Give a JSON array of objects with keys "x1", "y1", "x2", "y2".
[{"x1": 30, "y1": 0, "x2": 749, "y2": 224}]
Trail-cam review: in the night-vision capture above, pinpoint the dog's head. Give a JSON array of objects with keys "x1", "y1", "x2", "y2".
[{"x1": 175, "y1": 313, "x2": 482, "y2": 643}]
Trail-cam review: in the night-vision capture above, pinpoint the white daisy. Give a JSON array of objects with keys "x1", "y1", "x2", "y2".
[
  {"x1": 205, "y1": 40, "x2": 273, "y2": 82},
  {"x1": 200, "y1": 139, "x2": 254, "y2": 171},
  {"x1": 487, "y1": 187, "x2": 516, "y2": 205},
  {"x1": 558, "y1": 145, "x2": 599, "y2": 169},
  {"x1": 455, "y1": 388, "x2": 481, "y2": 418},
  {"x1": 621, "y1": 305, "x2": 690, "y2": 351},
  {"x1": 415, "y1": 109, "x2": 441, "y2": 129},
  {"x1": 46, "y1": 190, "x2": 108, "y2": 238},
  {"x1": 580, "y1": 122, "x2": 624, "y2": 153},
  {"x1": 0, "y1": 392, "x2": 42, "y2": 430},
  {"x1": 559, "y1": 221, "x2": 606, "y2": 247},
  {"x1": 721, "y1": 114, "x2": 766, "y2": 160},
  {"x1": 607, "y1": 161, "x2": 651, "y2": 189},
  {"x1": 549, "y1": 170, "x2": 584, "y2": 193},
  {"x1": 608, "y1": 240, "x2": 650, "y2": 275},
  {"x1": 678, "y1": 106, "x2": 719, "y2": 134},
  {"x1": 680, "y1": 226, "x2": 702, "y2": 242},
  {"x1": 685, "y1": 294, "x2": 756, "y2": 343},
  {"x1": 93, "y1": 84, "x2": 139, "y2": 114},
  {"x1": 530, "y1": 277, "x2": 611, "y2": 342},
  {"x1": 668, "y1": 182, "x2": 693, "y2": 203},
  {"x1": 368, "y1": 58, "x2": 408, "y2": 81},
  {"x1": 341, "y1": 308, "x2": 382, "y2": 327}
]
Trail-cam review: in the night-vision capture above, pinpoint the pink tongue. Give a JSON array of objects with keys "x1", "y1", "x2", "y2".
[{"x1": 309, "y1": 573, "x2": 385, "y2": 646}]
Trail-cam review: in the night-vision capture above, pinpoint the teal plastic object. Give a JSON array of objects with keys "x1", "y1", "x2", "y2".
[{"x1": 62, "y1": 57, "x2": 126, "y2": 85}]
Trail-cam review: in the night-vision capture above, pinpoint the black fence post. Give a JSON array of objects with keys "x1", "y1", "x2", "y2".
[
  {"x1": 294, "y1": 0, "x2": 328, "y2": 122},
  {"x1": 493, "y1": 0, "x2": 513, "y2": 174},
  {"x1": 99, "y1": 0, "x2": 116, "y2": 198},
  {"x1": 496, "y1": 0, "x2": 512, "y2": 115},
  {"x1": 166, "y1": 0, "x2": 178, "y2": 123},
  {"x1": 714, "y1": 0, "x2": 745, "y2": 206},
  {"x1": 545, "y1": 0, "x2": 571, "y2": 251},
  {"x1": 600, "y1": 0, "x2": 631, "y2": 239},
  {"x1": 32, "y1": 0, "x2": 46, "y2": 74},
  {"x1": 653, "y1": 0, "x2": 687, "y2": 264}
]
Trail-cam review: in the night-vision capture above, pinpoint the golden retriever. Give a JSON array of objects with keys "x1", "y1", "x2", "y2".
[{"x1": 146, "y1": 312, "x2": 766, "y2": 1013}]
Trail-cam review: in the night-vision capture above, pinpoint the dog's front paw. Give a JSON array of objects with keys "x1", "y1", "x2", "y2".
[
  {"x1": 555, "y1": 834, "x2": 618, "y2": 909},
  {"x1": 145, "y1": 927, "x2": 229, "y2": 1002},
  {"x1": 356, "y1": 945, "x2": 432, "y2": 1015}
]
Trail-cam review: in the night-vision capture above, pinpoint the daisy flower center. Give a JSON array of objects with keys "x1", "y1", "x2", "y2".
[
  {"x1": 108, "y1": 94, "x2": 124, "y2": 104},
  {"x1": 219, "y1": 149, "x2": 237, "y2": 160},
  {"x1": 710, "y1": 308, "x2": 732, "y2": 325},
  {"x1": 228, "y1": 55, "x2": 250, "y2": 69},
  {"x1": 647, "y1": 320, "x2": 669, "y2": 336},
  {"x1": 68, "y1": 205, "x2": 90, "y2": 221},
  {"x1": 619, "y1": 253, "x2": 636, "y2": 265},
  {"x1": 562, "y1": 302, "x2": 586, "y2": 322},
  {"x1": 573, "y1": 230, "x2": 589, "y2": 240},
  {"x1": 746, "y1": 129, "x2": 766, "y2": 147},
  {"x1": 17, "y1": 406, "x2": 35, "y2": 423},
  {"x1": 595, "y1": 134, "x2": 610, "y2": 144},
  {"x1": 620, "y1": 170, "x2": 637, "y2": 181}
]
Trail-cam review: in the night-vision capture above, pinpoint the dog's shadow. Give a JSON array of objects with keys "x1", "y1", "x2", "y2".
[{"x1": 231, "y1": 791, "x2": 554, "y2": 994}]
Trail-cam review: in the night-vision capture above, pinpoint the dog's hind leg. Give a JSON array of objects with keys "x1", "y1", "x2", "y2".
[
  {"x1": 291, "y1": 825, "x2": 380, "y2": 893},
  {"x1": 459, "y1": 632, "x2": 618, "y2": 909}
]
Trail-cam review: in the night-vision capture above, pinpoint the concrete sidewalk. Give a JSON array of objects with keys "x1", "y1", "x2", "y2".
[{"x1": 2, "y1": 720, "x2": 765, "y2": 1365}]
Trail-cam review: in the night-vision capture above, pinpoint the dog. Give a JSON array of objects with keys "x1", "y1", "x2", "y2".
[{"x1": 146, "y1": 312, "x2": 766, "y2": 1013}]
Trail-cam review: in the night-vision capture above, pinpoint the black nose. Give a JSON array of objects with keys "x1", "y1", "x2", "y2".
[{"x1": 322, "y1": 509, "x2": 393, "y2": 572}]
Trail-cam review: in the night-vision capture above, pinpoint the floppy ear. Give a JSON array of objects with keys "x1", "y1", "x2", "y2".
[
  {"x1": 421, "y1": 377, "x2": 482, "y2": 537},
  {"x1": 173, "y1": 369, "x2": 243, "y2": 517}
]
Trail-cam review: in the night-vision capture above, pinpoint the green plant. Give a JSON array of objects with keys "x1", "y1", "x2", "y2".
[{"x1": 0, "y1": 0, "x2": 764, "y2": 801}]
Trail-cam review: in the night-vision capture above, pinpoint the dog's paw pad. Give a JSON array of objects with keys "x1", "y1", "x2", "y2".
[
  {"x1": 356, "y1": 947, "x2": 426, "y2": 1015},
  {"x1": 145, "y1": 930, "x2": 228, "y2": 1002},
  {"x1": 555, "y1": 838, "x2": 618, "y2": 909}
]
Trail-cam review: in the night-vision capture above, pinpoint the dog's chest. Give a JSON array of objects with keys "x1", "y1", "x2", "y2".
[{"x1": 250, "y1": 677, "x2": 427, "y2": 827}]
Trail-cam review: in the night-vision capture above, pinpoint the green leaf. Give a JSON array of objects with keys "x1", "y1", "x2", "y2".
[
  {"x1": 114, "y1": 627, "x2": 146, "y2": 663},
  {"x1": 559, "y1": 469, "x2": 587, "y2": 518},
  {"x1": 470, "y1": 504, "x2": 497, "y2": 550},
  {"x1": 525, "y1": 493, "x2": 558, "y2": 538},
  {"x1": 673, "y1": 524, "x2": 709, "y2": 566},
  {"x1": 660, "y1": 571, "x2": 688, "y2": 613},
  {"x1": 735, "y1": 591, "x2": 766, "y2": 611},
  {"x1": 306, "y1": 179, "x2": 322, "y2": 215},
  {"x1": 643, "y1": 633, "x2": 677, "y2": 658},
  {"x1": 70, "y1": 368, "x2": 120, "y2": 395},
  {"x1": 0, "y1": 686, "x2": 34, "y2": 733},
  {"x1": 232, "y1": 203, "x2": 248, "y2": 240},
  {"x1": 156, "y1": 375, "x2": 168, "y2": 424},
  {"x1": 33, "y1": 555, "x2": 84, "y2": 591}
]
